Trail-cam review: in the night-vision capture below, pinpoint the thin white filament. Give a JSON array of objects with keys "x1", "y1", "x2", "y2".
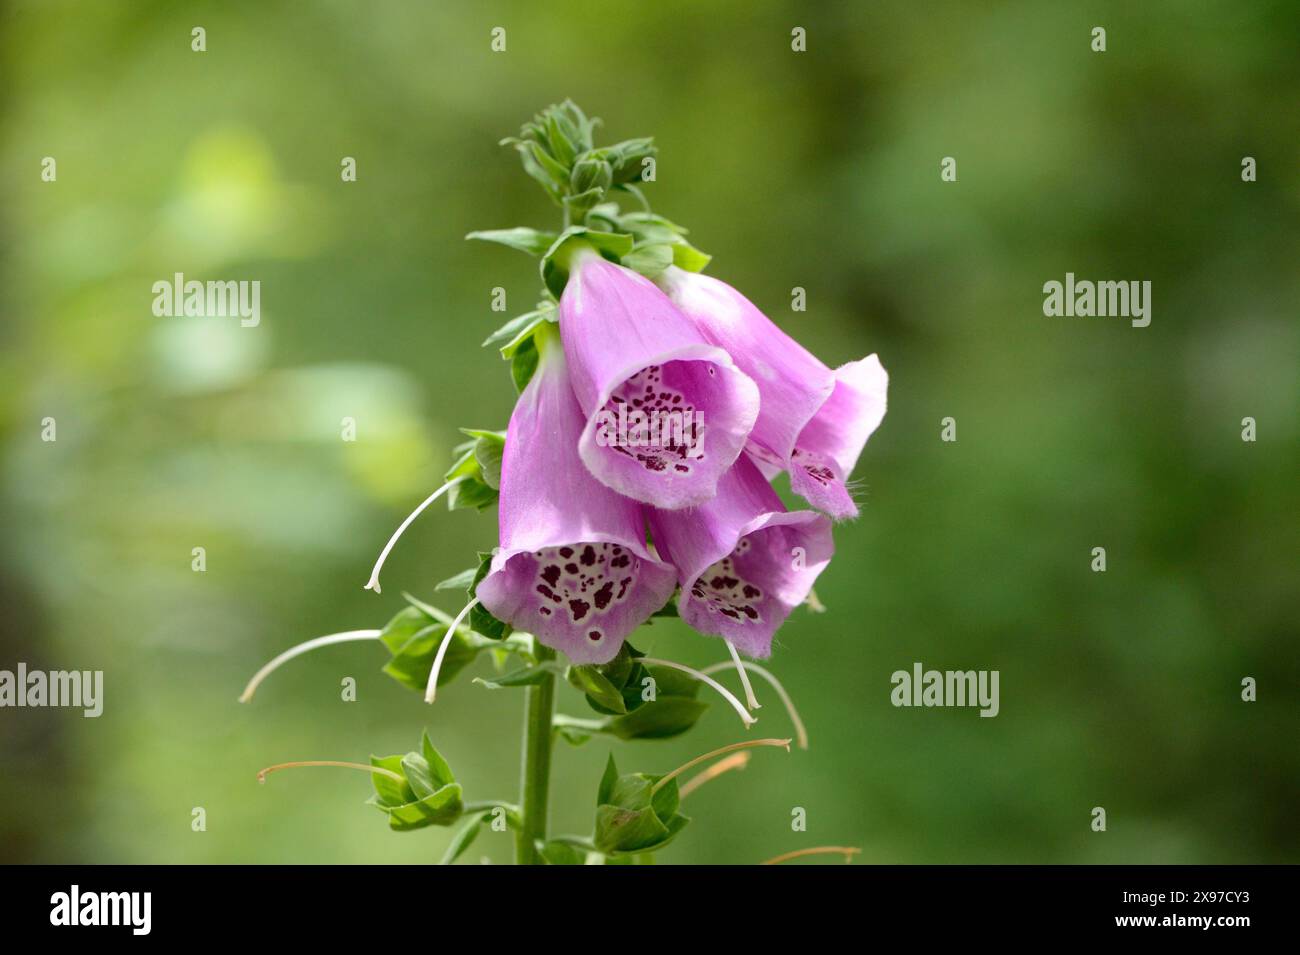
[
  {"x1": 702, "y1": 659, "x2": 808, "y2": 750},
  {"x1": 364, "y1": 477, "x2": 465, "y2": 593},
  {"x1": 424, "y1": 598, "x2": 479, "y2": 703},
  {"x1": 641, "y1": 657, "x2": 757, "y2": 728},
  {"x1": 725, "y1": 640, "x2": 761, "y2": 710},
  {"x1": 239, "y1": 630, "x2": 382, "y2": 703}
]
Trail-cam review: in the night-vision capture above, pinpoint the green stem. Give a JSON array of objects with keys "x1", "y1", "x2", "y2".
[{"x1": 515, "y1": 641, "x2": 557, "y2": 864}]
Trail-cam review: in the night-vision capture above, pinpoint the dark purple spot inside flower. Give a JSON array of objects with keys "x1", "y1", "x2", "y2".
[{"x1": 690, "y1": 552, "x2": 763, "y2": 625}]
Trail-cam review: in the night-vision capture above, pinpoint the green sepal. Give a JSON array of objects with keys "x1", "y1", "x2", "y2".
[
  {"x1": 435, "y1": 567, "x2": 477, "y2": 592},
  {"x1": 510, "y1": 336, "x2": 540, "y2": 392},
  {"x1": 618, "y1": 211, "x2": 711, "y2": 274},
  {"x1": 473, "y1": 661, "x2": 566, "y2": 690},
  {"x1": 538, "y1": 841, "x2": 587, "y2": 865},
  {"x1": 465, "y1": 228, "x2": 559, "y2": 258},
  {"x1": 440, "y1": 810, "x2": 490, "y2": 864},
  {"x1": 482, "y1": 303, "x2": 558, "y2": 358},
  {"x1": 368, "y1": 734, "x2": 464, "y2": 832},
  {"x1": 604, "y1": 695, "x2": 709, "y2": 740},
  {"x1": 560, "y1": 644, "x2": 707, "y2": 739},
  {"x1": 650, "y1": 594, "x2": 679, "y2": 618},
  {"x1": 540, "y1": 228, "x2": 635, "y2": 298},
  {"x1": 567, "y1": 659, "x2": 631, "y2": 715},
  {"x1": 671, "y1": 241, "x2": 711, "y2": 272},
  {"x1": 570, "y1": 156, "x2": 613, "y2": 195},
  {"x1": 554, "y1": 720, "x2": 596, "y2": 746},
  {"x1": 595, "y1": 137, "x2": 657, "y2": 184},
  {"x1": 443, "y1": 431, "x2": 505, "y2": 510},
  {"x1": 379, "y1": 596, "x2": 531, "y2": 695},
  {"x1": 564, "y1": 186, "x2": 607, "y2": 220},
  {"x1": 529, "y1": 140, "x2": 571, "y2": 190},
  {"x1": 620, "y1": 242, "x2": 674, "y2": 279},
  {"x1": 459, "y1": 428, "x2": 505, "y2": 491},
  {"x1": 468, "y1": 551, "x2": 512, "y2": 640},
  {"x1": 428, "y1": 553, "x2": 509, "y2": 641},
  {"x1": 593, "y1": 754, "x2": 689, "y2": 856},
  {"x1": 378, "y1": 606, "x2": 476, "y2": 693}
]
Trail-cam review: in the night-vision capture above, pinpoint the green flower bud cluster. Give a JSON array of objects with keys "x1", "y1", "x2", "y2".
[{"x1": 503, "y1": 100, "x2": 655, "y2": 221}]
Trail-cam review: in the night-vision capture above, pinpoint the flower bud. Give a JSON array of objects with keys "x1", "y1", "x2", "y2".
[{"x1": 570, "y1": 157, "x2": 613, "y2": 195}]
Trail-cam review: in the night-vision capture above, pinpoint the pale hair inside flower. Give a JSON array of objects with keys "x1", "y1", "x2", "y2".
[
  {"x1": 657, "y1": 266, "x2": 888, "y2": 520},
  {"x1": 648, "y1": 454, "x2": 834, "y2": 659},
  {"x1": 559, "y1": 245, "x2": 760, "y2": 511},
  {"x1": 476, "y1": 321, "x2": 678, "y2": 664}
]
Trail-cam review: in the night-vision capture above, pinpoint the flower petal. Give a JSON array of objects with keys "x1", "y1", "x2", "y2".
[
  {"x1": 560, "y1": 250, "x2": 759, "y2": 509},
  {"x1": 658, "y1": 266, "x2": 887, "y2": 520},
  {"x1": 477, "y1": 333, "x2": 677, "y2": 664},
  {"x1": 658, "y1": 266, "x2": 835, "y2": 465},
  {"x1": 648, "y1": 455, "x2": 834, "y2": 658},
  {"x1": 787, "y1": 354, "x2": 888, "y2": 520}
]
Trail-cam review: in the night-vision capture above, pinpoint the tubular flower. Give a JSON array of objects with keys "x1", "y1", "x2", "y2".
[
  {"x1": 476, "y1": 323, "x2": 677, "y2": 664},
  {"x1": 647, "y1": 454, "x2": 834, "y2": 658},
  {"x1": 657, "y1": 266, "x2": 887, "y2": 520},
  {"x1": 559, "y1": 246, "x2": 760, "y2": 510}
]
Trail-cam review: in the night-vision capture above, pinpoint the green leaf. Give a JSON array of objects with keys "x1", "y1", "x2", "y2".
[
  {"x1": 482, "y1": 305, "x2": 557, "y2": 357},
  {"x1": 473, "y1": 661, "x2": 566, "y2": 690},
  {"x1": 435, "y1": 567, "x2": 477, "y2": 592},
  {"x1": 466, "y1": 228, "x2": 559, "y2": 258},
  {"x1": 440, "y1": 811, "x2": 490, "y2": 864}
]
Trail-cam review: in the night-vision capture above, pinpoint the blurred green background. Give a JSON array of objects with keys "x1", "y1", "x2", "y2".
[{"x1": 2, "y1": 0, "x2": 1297, "y2": 864}]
